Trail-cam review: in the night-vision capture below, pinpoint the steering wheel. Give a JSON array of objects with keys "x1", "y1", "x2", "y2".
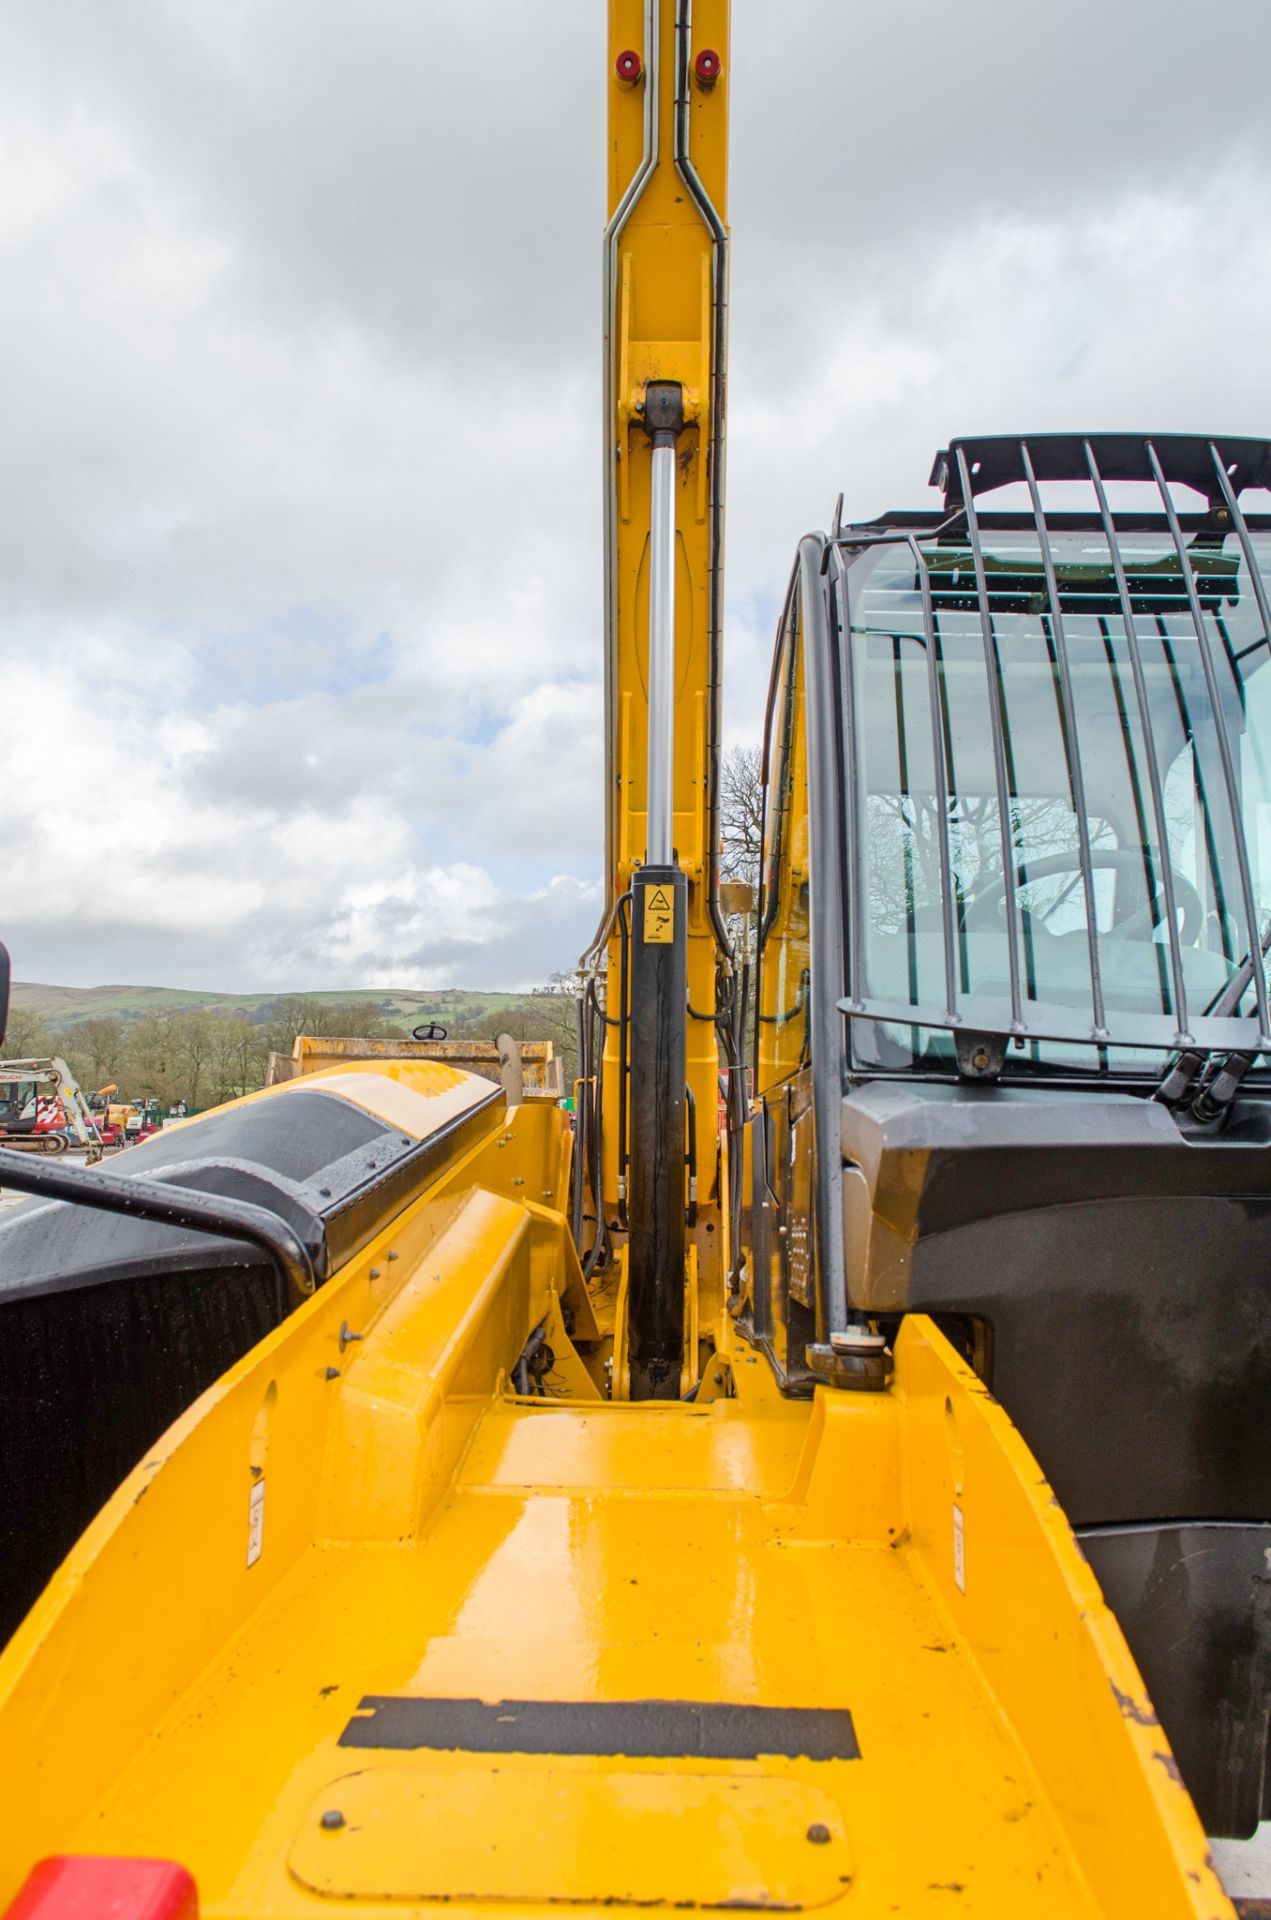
[{"x1": 964, "y1": 848, "x2": 1203, "y2": 944}]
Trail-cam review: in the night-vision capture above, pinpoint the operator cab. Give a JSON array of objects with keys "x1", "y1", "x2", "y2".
[{"x1": 743, "y1": 433, "x2": 1271, "y2": 1836}]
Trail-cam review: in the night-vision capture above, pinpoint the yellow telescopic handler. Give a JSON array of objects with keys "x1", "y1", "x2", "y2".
[{"x1": 1, "y1": 7, "x2": 1270, "y2": 1916}]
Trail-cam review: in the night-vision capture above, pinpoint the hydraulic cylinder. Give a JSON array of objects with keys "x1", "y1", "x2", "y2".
[
  {"x1": 626, "y1": 380, "x2": 688, "y2": 1400},
  {"x1": 627, "y1": 863, "x2": 687, "y2": 1398}
]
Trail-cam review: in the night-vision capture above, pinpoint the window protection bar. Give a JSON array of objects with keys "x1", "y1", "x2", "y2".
[
  {"x1": 903, "y1": 535, "x2": 959, "y2": 1025},
  {"x1": 893, "y1": 632, "x2": 918, "y2": 1007},
  {"x1": 955, "y1": 445, "x2": 1024, "y2": 1031},
  {"x1": 1145, "y1": 438, "x2": 1271, "y2": 1046},
  {"x1": 1083, "y1": 439, "x2": 1193, "y2": 1042},
  {"x1": 1208, "y1": 441, "x2": 1271, "y2": 659},
  {"x1": 1155, "y1": 613, "x2": 1235, "y2": 962},
  {"x1": 832, "y1": 430, "x2": 1271, "y2": 1060},
  {"x1": 1018, "y1": 440, "x2": 1107, "y2": 1040},
  {"x1": 829, "y1": 554, "x2": 866, "y2": 1019}
]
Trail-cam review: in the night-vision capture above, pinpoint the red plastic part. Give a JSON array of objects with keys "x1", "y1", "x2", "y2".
[
  {"x1": 694, "y1": 47, "x2": 721, "y2": 86},
  {"x1": 615, "y1": 48, "x2": 643, "y2": 84},
  {"x1": 4, "y1": 1858, "x2": 198, "y2": 1920}
]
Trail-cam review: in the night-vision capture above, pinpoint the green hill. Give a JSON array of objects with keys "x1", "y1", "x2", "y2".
[
  {"x1": 4, "y1": 980, "x2": 579, "y2": 1109},
  {"x1": 10, "y1": 982, "x2": 536, "y2": 1030}
]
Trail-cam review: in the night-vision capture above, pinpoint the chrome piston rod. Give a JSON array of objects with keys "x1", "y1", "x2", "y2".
[
  {"x1": 643, "y1": 382, "x2": 684, "y2": 863},
  {"x1": 647, "y1": 440, "x2": 676, "y2": 865}
]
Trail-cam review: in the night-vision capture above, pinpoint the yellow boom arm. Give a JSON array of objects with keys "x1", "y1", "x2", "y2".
[{"x1": 586, "y1": 1, "x2": 731, "y2": 1368}]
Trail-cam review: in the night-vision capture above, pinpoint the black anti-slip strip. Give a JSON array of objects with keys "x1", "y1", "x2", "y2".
[{"x1": 339, "y1": 1696, "x2": 860, "y2": 1761}]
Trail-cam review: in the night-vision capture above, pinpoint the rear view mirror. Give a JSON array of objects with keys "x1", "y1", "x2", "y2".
[{"x1": 0, "y1": 944, "x2": 9, "y2": 1050}]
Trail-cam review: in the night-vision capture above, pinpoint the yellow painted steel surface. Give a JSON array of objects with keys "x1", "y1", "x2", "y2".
[
  {"x1": 0, "y1": 1066, "x2": 1230, "y2": 1915},
  {"x1": 600, "y1": 0, "x2": 730, "y2": 1240}
]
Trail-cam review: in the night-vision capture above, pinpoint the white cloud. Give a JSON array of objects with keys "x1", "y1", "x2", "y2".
[
  {"x1": 0, "y1": 0, "x2": 1268, "y2": 988},
  {"x1": 314, "y1": 869, "x2": 601, "y2": 992}
]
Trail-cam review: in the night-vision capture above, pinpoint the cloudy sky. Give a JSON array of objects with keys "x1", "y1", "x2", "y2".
[{"x1": 1, "y1": 1, "x2": 1269, "y2": 992}]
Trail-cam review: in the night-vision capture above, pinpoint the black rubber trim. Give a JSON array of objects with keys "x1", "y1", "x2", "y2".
[
  {"x1": 0, "y1": 1147, "x2": 316, "y2": 1300},
  {"x1": 340, "y1": 1697, "x2": 860, "y2": 1761},
  {"x1": 0, "y1": 1081, "x2": 506, "y2": 1303},
  {"x1": 314, "y1": 1082, "x2": 506, "y2": 1270}
]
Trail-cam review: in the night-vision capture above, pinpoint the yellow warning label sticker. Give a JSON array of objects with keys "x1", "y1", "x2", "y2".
[{"x1": 643, "y1": 884, "x2": 674, "y2": 944}]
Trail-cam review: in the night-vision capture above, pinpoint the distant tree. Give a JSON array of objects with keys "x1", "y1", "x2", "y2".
[
  {"x1": 174, "y1": 1008, "x2": 219, "y2": 1110},
  {"x1": 441, "y1": 1000, "x2": 484, "y2": 1031},
  {"x1": 208, "y1": 1012, "x2": 269, "y2": 1104},
  {"x1": 260, "y1": 995, "x2": 403, "y2": 1060},
  {"x1": 2, "y1": 1008, "x2": 55, "y2": 1061},
  {"x1": 125, "y1": 1010, "x2": 176, "y2": 1105},
  {"x1": 260, "y1": 995, "x2": 321, "y2": 1059},
  {"x1": 68, "y1": 1015, "x2": 128, "y2": 1089},
  {"x1": 468, "y1": 976, "x2": 579, "y2": 1084},
  {"x1": 467, "y1": 1001, "x2": 538, "y2": 1048},
  {"x1": 317, "y1": 1001, "x2": 403, "y2": 1040}
]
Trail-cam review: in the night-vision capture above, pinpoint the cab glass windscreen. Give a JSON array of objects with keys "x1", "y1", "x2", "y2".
[{"x1": 841, "y1": 525, "x2": 1271, "y2": 1074}]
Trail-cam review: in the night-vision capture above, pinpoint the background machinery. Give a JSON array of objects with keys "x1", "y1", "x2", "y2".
[
  {"x1": 0, "y1": 1056, "x2": 102, "y2": 1161},
  {"x1": 0, "y1": 7, "x2": 1266, "y2": 1916}
]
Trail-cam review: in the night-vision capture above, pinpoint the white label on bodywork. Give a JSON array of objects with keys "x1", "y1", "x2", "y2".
[
  {"x1": 952, "y1": 1502, "x2": 966, "y2": 1594},
  {"x1": 247, "y1": 1477, "x2": 266, "y2": 1568}
]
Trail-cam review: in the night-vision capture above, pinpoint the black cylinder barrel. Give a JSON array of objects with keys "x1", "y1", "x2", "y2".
[{"x1": 627, "y1": 864, "x2": 688, "y2": 1399}]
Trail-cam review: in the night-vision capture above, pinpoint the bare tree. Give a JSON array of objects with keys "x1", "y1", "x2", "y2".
[
  {"x1": 532, "y1": 971, "x2": 581, "y2": 1083},
  {"x1": 719, "y1": 745, "x2": 762, "y2": 889}
]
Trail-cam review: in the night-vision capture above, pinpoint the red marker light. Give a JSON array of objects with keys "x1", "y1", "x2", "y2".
[
  {"x1": 615, "y1": 49, "x2": 643, "y2": 85},
  {"x1": 694, "y1": 48, "x2": 721, "y2": 88},
  {"x1": 3, "y1": 1858, "x2": 198, "y2": 1920}
]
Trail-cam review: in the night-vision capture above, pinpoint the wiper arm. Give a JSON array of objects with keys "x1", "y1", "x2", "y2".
[{"x1": 1155, "y1": 924, "x2": 1271, "y2": 1109}]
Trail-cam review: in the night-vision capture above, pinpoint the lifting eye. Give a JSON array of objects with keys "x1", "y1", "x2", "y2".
[
  {"x1": 694, "y1": 48, "x2": 721, "y2": 88},
  {"x1": 615, "y1": 49, "x2": 643, "y2": 85}
]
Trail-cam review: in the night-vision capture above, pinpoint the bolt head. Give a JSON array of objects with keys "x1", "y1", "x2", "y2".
[{"x1": 321, "y1": 1809, "x2": 345, "y2": 1831}]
